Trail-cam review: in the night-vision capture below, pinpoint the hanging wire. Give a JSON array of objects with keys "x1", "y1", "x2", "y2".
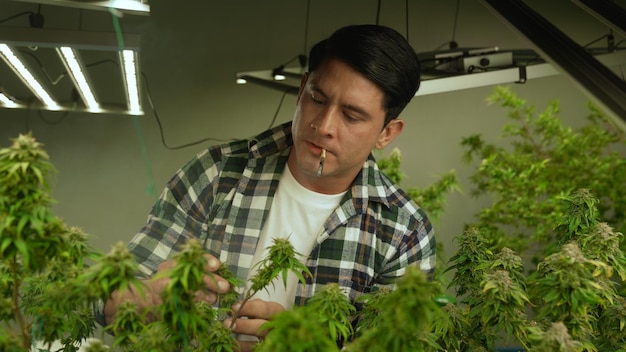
[
  {"x1": 582, "y1": 30, "x2": 613, "y2": 48},
  {"x1": 451, "y1": 0, "x2": 460, "y2": 46},
  {"x1": 434, "y1": 0, "x2": 461, "y2": 51},
  {"x1": 267, "y1": 89, "x2": 293, "y2": 130},
  {"x1": 405, "y1": 0, "x2": 409, "y2": 43},
  {"x1": 109, "y1": 7, "x2": 157, "y2": 199},
  {"x1": 38, "y1": 109, "x2": 69, "y2": 124},
  {"x1": 17, "y1": 50, "x2": 66, "y2": 85},
  {"x1": 375, "y1": 0, "x2": 381, "y2": 25},
  {"x1": 303, "y1": 0, "x2": 310, "y2": 55},
  {"x1": 141, "y1": 71, "x2": 231, "y2": 150},
  {"x1": 0, "y1": 11, "x2": 34, "y2": 24},
  {"x1": 78, "y1": 8, "x2": 83, "y2": 30}
]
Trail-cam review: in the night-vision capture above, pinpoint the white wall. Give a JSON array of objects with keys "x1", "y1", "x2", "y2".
[{"x1": 1, "y1": 0, "x2": 624, "y2": 260}]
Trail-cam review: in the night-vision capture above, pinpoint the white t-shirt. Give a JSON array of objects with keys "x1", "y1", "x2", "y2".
[{"x1": 247, "y1": 164, "x2": 346, "y2": 309}]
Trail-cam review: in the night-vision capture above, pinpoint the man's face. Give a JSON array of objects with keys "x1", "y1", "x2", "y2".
[{"x1": 288, "y1": 58, "x2": 404, "y2": 194}]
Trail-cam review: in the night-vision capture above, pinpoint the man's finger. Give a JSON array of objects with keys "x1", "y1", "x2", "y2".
[
  {"x1": 200, "y1": 254, "x2": 231, "y2": 294},
  {"x1": 202, "y1": 271, "x2": 230, "y2": 294},
  {"x1": 193, "y1": 290, "x2": 217, "y2": 305},
  {"x1": 203, "y1": 254, "x2": 221, "y2": 272},
  {"x1": 233, "y1": 299, "x2": 284, "y2": 320},
  {"x1": 224, "y1": 317, "x2": 271, "y2": 337}
]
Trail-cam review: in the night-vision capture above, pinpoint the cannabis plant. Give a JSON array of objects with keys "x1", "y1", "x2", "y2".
[
  {"x1": 461, "y1": 85, "x2": 626, "y2": 256},
  {"x1": 0, "y1": 133, "x2": 158, "y2": 351},
  {"x1": 378, "y1": 148, "x2": 459, "y2": 223},
  {"x1": 0, "y1": 133, "x2": 313, "y2": 352},
  {"x1": 443, "y1": 189, "x2": 626, "y2": 351},
  {"x1": 0, "y1": 133, "x2": 101, "y2": 351}
]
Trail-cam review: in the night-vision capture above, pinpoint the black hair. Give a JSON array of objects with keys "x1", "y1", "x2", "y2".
[{"x1": 308, "y1": 24, "x2": 421, "y2": 125}]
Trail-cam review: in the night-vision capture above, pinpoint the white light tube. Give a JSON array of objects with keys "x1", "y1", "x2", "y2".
[
  {"x1": 0, "y1": 92, "x2": 18, "y2": 107},
  {"x1": 0, "y1": 43, "x2": 59, "y2": 109},
  {"x1": 57, "y1": 46, "x2": 100, "y2": 111},
  {"x1": 273, "y1": 73, "x2": 286, "y2": 81},
  {"x1": 120, "y1": 49, "x2": 142, "y2": 115}
]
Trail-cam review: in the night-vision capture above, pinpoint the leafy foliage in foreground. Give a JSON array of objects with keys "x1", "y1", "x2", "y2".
[{"x1": 4, "y1": 86, "x2": 626, "y2": 351}]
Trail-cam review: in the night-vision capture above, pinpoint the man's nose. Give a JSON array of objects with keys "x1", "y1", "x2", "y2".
[{"x1": 313, "y1": 106, "x2": 339, "y2": 135}]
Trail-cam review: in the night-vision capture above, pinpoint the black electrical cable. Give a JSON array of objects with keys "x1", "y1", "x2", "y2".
[
  {"x1": 405, "y1": 0, "x2": 409, "y2": 43},
  {"x1": 303, "y1": 0, "x2": 310, "y2": 55},
  {"x1": 267, "y1": 88, "x2": 292, "y2": 130},
  {"x1": 583, "y1": 34, "x2": 611, "y2": 48},
  {"x1": 450, "y1": 0, "x2": 460, "y2": 49},
  {"x1": 78, "y1": 9, "x2": 84, "y2": 30},
  {"x1": 375, "y1": 0, "x2": 381, "y2": 25},
  {"x1": 520, "y1": 31, "x2": 619, "y2": 66},
  {"x1": 20, "y1": 49, "x2": 118, "y2": 86},
  {"x1": 0, "y1": 11, "x2": 34, "y2": 25},
  {"x1": 433, "y1": 0, "x2": 461, "y2": 51},
  {"x1": 37, "y1": 109, "x2": 69, "y2": 125},
  {"x1": 142, "y1": 71, "x2": 231, "y2": 150}
]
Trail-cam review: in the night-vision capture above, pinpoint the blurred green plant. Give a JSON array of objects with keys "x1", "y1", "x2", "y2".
[
  {"x1": 0, "y1": 133, "x2": 103, "y2": 351},
  {"x1": 377, "y1": 148, "x2": 459, "y2": 223},
  {"x1": 461, "y1": 85, "x2": 626, "y2": 256}
]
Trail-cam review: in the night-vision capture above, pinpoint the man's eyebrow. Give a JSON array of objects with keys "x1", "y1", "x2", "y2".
[
  {"x1": 344, "y1": 103, "x2": 370, "y2": 118},
  {"x1": 310, "y1": 85, "x2": 327, "y2": 98}
]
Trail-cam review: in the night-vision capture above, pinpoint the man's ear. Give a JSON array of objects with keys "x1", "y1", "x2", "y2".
[
  {"x1": 296, "y1": 72, "x2": 309, "y2": 102},
  {"x1": 376, "y1": 119, "x2": 404, "y2": 149}
]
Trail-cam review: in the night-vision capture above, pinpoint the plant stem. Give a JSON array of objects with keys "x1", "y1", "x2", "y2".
[
  {"x1": 11, "y1": 257, "x2": 29, "y2": 348},
  {"x1": 229, "y1": 291, "x2": 254, "y2": 329}
]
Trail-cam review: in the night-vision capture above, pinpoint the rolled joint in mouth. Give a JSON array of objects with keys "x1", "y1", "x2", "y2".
[{"x1": 316, "y1": 148, "x2": 326, "y2": 177}]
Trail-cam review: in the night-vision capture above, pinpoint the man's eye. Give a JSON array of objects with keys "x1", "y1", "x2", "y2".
[
  {"x1": 344, "y1": 113, "x2": 359, "y2": 122},
  {"x1": 311, "y1": 95, "x2": 324, "y2": 105}
]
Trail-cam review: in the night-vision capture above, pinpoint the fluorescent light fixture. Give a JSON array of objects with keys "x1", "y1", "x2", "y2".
[
  {"x1": 236, "y1": 51, "x2": 626, "y2": 97},
  {"x1": 0, "y1": 43, "x2": 60, "y2": 109},
  {"x1": 9, "y1": 0, "x2": 150, "y2": 16},
  {"x1": 0, "y1": 92, "x2": 19, "y2": 108},
  {"x1": 120, "y1": 49, "x2": 142, "y2": 115},
  {"x1": 57, "y1": 46, "x2": 100, "y2": 112},
  {"x1": 0, "y1": 28, "x2": 144, "y2": 115}
]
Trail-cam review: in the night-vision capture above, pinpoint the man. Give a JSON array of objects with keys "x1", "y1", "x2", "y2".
[{"x1": 100, "y1": 24, "x2": 435, "y2": 351}]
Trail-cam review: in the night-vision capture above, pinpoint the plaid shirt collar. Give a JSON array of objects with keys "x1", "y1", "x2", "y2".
[{"x1": 249, "y1": 121, "x2": 396, "y2": 214}]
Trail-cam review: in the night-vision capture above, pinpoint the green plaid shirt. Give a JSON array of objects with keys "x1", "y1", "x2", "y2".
[{"x1": 128, "y1": 121, "x2": 436, "y2": 307}]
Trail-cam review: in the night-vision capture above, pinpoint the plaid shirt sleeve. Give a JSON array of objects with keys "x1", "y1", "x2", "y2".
[
  {"x1": 127, "y1": 147, "x2": 221, "y2": 278},
  {"x1": 126, "y1": 124, "x2": 288, "y2": 279}
]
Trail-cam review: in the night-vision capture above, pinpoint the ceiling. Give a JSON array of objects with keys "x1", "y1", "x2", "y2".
[
  {"x1": 0, "y1": 0, "x2": 625, "y2": 122},
  {"x1": 233, "y1": 0, "x2": 626, "y2": 127}
]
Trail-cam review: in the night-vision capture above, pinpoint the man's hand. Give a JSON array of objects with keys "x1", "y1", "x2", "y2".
[
  {"x1": 103, "y1": 253, "x2": 231, "y2": 325},
  {"x1": 224, "y1": 299, "x2": 285, "y2": 352}
]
